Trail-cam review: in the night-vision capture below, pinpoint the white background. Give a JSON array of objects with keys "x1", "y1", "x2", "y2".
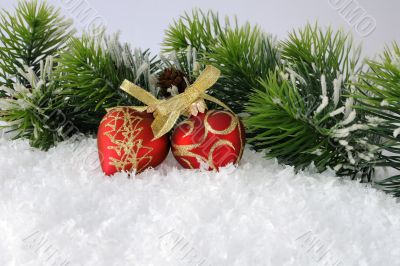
[{"x1": 1, "y1": 0, "x2": 399, "y2": 57}]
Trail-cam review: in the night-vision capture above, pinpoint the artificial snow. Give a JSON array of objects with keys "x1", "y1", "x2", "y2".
[{"x1": 0, "y1": 135, "x2": 399, "y2": 266}]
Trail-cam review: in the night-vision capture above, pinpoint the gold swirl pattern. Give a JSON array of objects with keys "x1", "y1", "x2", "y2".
[
  {"x1": 204, "y1": 111, "x2": 239, "y2": 135},
  {"x1": 172, "y1": 110, "x2": 244, "y2": 170},
  {"x1": 102, "y1": 108, "x2": 153, "y2": 173},
  {"x1": 182, "y1": 120, "x2": 196, "y2": 138},
  {"x1": 206, "y1": 139, "x2": 236, "y2": 169}
]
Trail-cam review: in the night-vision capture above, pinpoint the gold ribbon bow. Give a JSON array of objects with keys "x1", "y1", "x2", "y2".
[{"x1": 117, "y1": 65, "x2": 230, "y2": 139}]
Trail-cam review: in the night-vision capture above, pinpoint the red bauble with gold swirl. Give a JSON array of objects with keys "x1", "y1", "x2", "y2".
[
  {"x1": 97, "y1": 107, "x2": 170, "y2": 175},
  {"x1": 171, "y1": 110, "x2": 245, "y2": 170}
]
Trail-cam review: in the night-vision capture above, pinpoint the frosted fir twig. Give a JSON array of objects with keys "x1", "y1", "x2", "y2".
[
  {"x1": 310, "y1": 149, "x2": 323, "y2": 155},
  {"x1": 0, "y1": 98, "x2": 18, "y2": 109},
  {"x1": 380, "y1": 100, "x2": 389, "y2": 107},
  {"x1": 315, "y1": 96, "x2": 329, "y2": 115},
  {"x1": 358, "y1": 152, "x2": 374, "y2": 162},
  {"x1": 343, "y1": 97, "x2": 354, "y2": 118},
  {"x1": 321, "y1": 74, "x2": 327, "y2": 96},
  {"x1": 186, "y1": 46, "x2": 193, "y2": 75},
  {"x1": 45, "y1": 56, "x2": 54, "y2": 78},
  {"x1": 17, "y1": 66, "x2": 38, "y2": 88},
  {"x1": 170, "y1": 51, "x2": 181, "y2": 71},
  {"x1": 1, "y1": 57, "x2": 57, "y2": 112},
  {"x1": 340, "y1": 110, "x2": 356, "y2": 126},
  {"x1": 279, "y1": 71, "x2": 289, "y2": 81},
  {"x1": 332, "y1": 74, "x2": 342, "y2": 108},
  {"x1": 315, "y1": 74, "x2": 329, "y2": 115},
  {"x1": 331, "y1": 124, "x2": 369, "y2": 138},
  {"x1": 0, "y1": 85, "x2": 14, "y2": 97},
  {"x1": 135, "y1": 63, "x2": 150, "y2": 83},
  {"x1": 333, "y1": 164, "x2": 343, "y2": 171},
  {"x1": 13, "y1": 82, "x2": 30, "y2": 95},
  {"x1": 366, "y1": 116, "x2": 385, "y2": 124},
  {"x1": 329, "y1": 107, "x2": 345, "y2": 117},
  {"x1": 286, "y1": 68, "x2": 306, "y2": 85},
  {"x1": 347, "y1": 151, "x2": 356, "y2": 165},
  {"x1": 394, "y1": 126, "x2": 400, "y2": 138},
  {"x1": 192, "y1": 48, "x2": 201, "y2": 73}
]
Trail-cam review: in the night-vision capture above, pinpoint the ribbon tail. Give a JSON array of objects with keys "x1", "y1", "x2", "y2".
[
  {"x1": 202, "y1": 94, "x2": 232, "y2": 112},
  {"x1": 120, "y1": 80, "x2": 159, "y2": 106},
  {"x1": 189, "y1": 65, "x2": 221, "y2": 93},
  {"x1": 151, "y1": 111, "x2": 181, "y2": 140}
]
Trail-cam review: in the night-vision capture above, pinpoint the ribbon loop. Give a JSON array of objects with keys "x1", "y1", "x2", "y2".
[
  {"x1": 118, "y1": 65, "x2": 226, "y2": 139},
  {"x1": 120, "y1": 80, "x2": 160, "y2": 106}
]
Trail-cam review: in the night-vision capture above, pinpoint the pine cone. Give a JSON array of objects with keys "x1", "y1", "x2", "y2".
[{"x1": 158, "y1": 68, "x2": 187, "y2": 97}]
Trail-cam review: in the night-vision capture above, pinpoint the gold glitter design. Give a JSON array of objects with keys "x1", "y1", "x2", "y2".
[
  {"x1": 173, "y1": 143, "x2": 205, "y2": 169},
  {"x1": 102, "y1": 108, "x2": 154, "y2": 173},
  {"x1": 183, "y1": 120, "x2": 195, "y2": 138},
  {"x1": 207, "y1": 139, "x2": 235, "y2": 169},
  {"x1": 173, "y1": 111, "x2": 244, "y2": 170},
  {"x1": 204, "y1": 111, "x2": 238, "y2": 135}
]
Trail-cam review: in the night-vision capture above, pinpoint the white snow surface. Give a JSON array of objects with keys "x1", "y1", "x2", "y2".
[{"x1": 0, "y1": 136, "x2": 400, "y2": 266}]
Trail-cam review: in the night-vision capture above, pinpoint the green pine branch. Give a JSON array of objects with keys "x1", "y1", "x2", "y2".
[
  {"x1": 246, "y1": 24, "x2": 376, "y2": 181},
  {"x1": 56, "y1": 32, "x2": 159, "y2": 132},
  {"x1": 163, "y1": 10, "x2": 222, "y2": 54},
  {"x1": 354, "y1": 43, "x2": 400, "y2": 196},
  {"x1": 0, "y1": 0, "x2": 74, "y2": 92},
  {"x1": 281, "y1": 23, "x2": 361, "y2": 103},
  {"x1": 163, "y1": 9, "x2": 280, "y2": 114},
  {"x1": 246, "y1": 73, "x2": 321, "y2": 170},
  {"x1": 0, "y1": 56, "x2": 69, "y2": 150}
]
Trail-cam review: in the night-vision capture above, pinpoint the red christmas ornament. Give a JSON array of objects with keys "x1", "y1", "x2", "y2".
[
  {"x1": 97, "y1": 107, "x2": 170, "y2": 175},
  {"x1": 171, "y1": 110, "x2": 245, "y2": 170}
]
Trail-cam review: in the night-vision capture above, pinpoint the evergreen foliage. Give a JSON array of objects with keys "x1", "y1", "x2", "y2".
[
  {"x1": 0, "y1": 0, "x2": 74, "y2": 150},
  {"x1": 355, "y1": 43, "x2": 400, "y2": 196},
  {"x1": 0, "y1": 0, "x2": 74, "y2": 93},
  {"x1": 56, "y1": 32, "x2": 159, "y2": 132},
  {"x1": 163, "y1": 10, "x2": 279, "y2": 114},
  {"x1": 0, "y1": 56, "x2": 69, "y2": 150},
  {"x1": 246, "y1": 24, "x2": 377, "y2": 181}
]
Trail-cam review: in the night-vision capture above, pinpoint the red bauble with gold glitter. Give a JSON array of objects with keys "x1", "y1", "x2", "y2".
[
  {"x1": 97, "y1": 107, "x2": 170, "y2": 175},
  {"x1": 171, "y1": 110, "x2": 245, "y2": 170}
]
